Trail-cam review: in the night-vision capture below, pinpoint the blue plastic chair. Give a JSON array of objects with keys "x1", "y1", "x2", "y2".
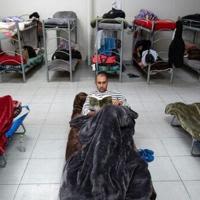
[{"x1": 5, "y1": 105, "x2": 30, "y2": 137}]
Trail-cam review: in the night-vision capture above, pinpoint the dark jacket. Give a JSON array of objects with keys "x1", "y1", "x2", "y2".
[{"x1": 168, "y1": 20, "x2": 185, "y2": 68}]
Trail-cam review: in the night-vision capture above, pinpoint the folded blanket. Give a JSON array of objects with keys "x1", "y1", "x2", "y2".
[
  {"x1": 60, "y1": 105, "x2": 156, "y2": 200},
  {"x1": 90, "y1": 17, "x2": 129, "y2": 29},
  {"x1": 44, "y1": 18, "x2": 76, "y2": 27}
]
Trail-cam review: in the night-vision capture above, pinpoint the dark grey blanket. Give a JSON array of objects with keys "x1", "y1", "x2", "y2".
[{"x1": 59, "y1": 105, "x2": 156, "y2": 200}]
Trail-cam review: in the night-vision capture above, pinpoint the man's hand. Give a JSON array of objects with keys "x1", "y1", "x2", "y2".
[
  {"x1": 112, "y1": 99, "x2": 123, "y2": 106},
  {"x1": 87, "y1": 111, "x2": 96, "y2": 117}
]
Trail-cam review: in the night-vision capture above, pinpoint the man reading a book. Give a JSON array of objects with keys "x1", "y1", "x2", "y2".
[{"x1": 82, "y1": 71, "x2": 129, "y2": 116}]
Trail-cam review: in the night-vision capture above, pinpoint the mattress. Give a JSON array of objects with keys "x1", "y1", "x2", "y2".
[
  {"x1": 133, "y1": 19, "x2": 176, "y2": 31},
  {"x1": 44, "y1": 18, "x2": 76, "y2": 28},
  {"x1": 182, "y1": 14, "x2": 200, "y2": 29},
  {"x1": 48, "y1": 59, "x2": 79, "y2": 71}
]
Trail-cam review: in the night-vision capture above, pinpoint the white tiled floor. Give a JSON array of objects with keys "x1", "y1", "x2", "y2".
[{"x1": 0, "y1": 63, "x2": 200, "y2": 199}]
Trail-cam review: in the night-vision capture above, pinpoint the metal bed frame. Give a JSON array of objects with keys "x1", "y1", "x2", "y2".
[
  {"x1": 132, "y1": 20, "x2": 176, "y2": 84},
  {"x1": 0, "y1": 20, "x2": 39, "y2": 82},
  {"x1": 182, "y1": 18, "x2": 200, "y2": 79},
  {"x1": 43, "y1": 12, "x2": 78, "y2": 82},
  {"x1": 94, "y1": 18, "x2": 124, "y2": 82}
]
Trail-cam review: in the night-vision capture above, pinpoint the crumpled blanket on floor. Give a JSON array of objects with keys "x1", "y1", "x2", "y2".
[
  {"x1": 165, "y1": 102, "x2": 200, "y2": 140},
  {"x1": 60, "y1": 105, "x2": 156, "y2": 200}
]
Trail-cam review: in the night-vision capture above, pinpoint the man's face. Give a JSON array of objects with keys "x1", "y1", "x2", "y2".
[{"x1": 96, "y1": 75, "x2": 108, "y2": 93}]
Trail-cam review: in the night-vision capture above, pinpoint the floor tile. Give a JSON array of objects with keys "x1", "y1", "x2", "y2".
[
  {"x1": 0, "y1": 185, "x2": 18, "y2": 200},
  {"x1": 135, "y1": 138, "x2": 168, "y2": 156},
  {"x1": 31, "y1": 140, "x2": 66, "y2": 159},
  {"x1": 39, "y1": 125, "x2": 68, "y2": 140},
  {"x1": 153, "y1": 181, "x2": 190, "y2": 200},
  {"x1": 162, "y1": 137, "x2": 193, "y2": 156},
  {"x1": 171, "y1": 156, "x2": 200, "y2": 180},
  {"x1": 0, "y1": 159, "x2": 28, "y2": 184},
  {"x1": 184, "y1": 181, "x2": 200, "y2": 200},
  {"x1": 21, "y1": 159, "x2": 64, "y2": 184},
  {"x1": 148, "y1": 157, "x2": 180, "y2": 181},
  {"x1": 14, "y1": 184, "x2": 60, "y2": 200}
]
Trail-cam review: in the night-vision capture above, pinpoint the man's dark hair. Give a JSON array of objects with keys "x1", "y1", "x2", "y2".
[{"x1": 95, "y1": 71, "x2": 108, "y2": 81}]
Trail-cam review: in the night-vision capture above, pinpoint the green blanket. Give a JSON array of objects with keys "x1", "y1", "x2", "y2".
[
  {"x1": 165, "y1": 102, "x2": 200, "y2": 140},
  {"x1": 90, "y1": 17, "x2": 129, "y2": 29}
]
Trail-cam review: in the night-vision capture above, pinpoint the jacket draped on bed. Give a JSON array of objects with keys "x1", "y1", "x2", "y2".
[{"x1": 60, "y1": 105, "x2": 155, "y2": 200}]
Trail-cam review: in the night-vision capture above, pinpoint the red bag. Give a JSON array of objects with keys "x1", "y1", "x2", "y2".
[{"x1": 92, "y1": 54, "x2": 116, "y2": 64}]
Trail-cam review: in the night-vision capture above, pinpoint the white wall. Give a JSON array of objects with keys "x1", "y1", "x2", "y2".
[{"x1": 0, "y1": 0, "x2": 200, "y2": 61}]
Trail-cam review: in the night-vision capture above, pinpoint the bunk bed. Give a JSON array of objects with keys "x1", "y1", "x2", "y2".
[
  {"x1": 91, "y1": 18, "x2": 127, "y2": 82},
  {"x1": 132, "y1": 18, "x2": 176, "y2": 83},
  {"x1": 0, "y1": 16, "x2": 44, "y2": 82},
  {"x1": 182, "y1": 14, "x2": 200, "y2": 79},
  {"x1": 43, "y1": 11, "x2": 80, "y2": 81}
]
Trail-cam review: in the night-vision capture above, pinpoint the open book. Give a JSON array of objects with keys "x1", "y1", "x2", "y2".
[{"x1": 89, "y1": 95, "x2": 112, "y2": 111}]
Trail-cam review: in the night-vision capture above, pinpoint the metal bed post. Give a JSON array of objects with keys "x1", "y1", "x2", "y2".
[
  {"x1": 182, "y1": 20, "x2": 200, "y2": 79},
  {"x1": 95, "y1": 18, "x2": 99, "y2": 74},
  {"x1": 191, "y1": 139, "x2": 200, "y2": 157},
  {"x1": 119, "y1": 20, "x2": 124, "y2": 82},
  {"x1": 42, "y1": 21, "x2": 49, "y2": 81},
  {"x1": 75, "y1": 19, "x2": 78, "y2": 44},
  {"x1": 16, "y1": 22, "x2": 26, "y2": 82},
  {"x1": 147, "y1": 64, "x2": 151, "y2": 84},
  {"x1": 0, "y1": 154, "x2": 7, "y2": 168},
  {"x1": 68, "y1": 21, "x2": 72, "y2": 81},
  {"x1": 170, "y1": 64, "x2": 175, "y2": 84}
]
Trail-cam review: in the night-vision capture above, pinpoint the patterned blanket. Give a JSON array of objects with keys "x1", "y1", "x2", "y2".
[
  {"x1": 60, "y1": 105, "x2": 156, "y2": 200},
  {"x1": 165, "y1": 102, "x2": 200, "y2": 140}
]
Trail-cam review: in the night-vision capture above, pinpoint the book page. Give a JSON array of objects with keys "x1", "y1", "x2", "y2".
[{"x1": 89, "y1": 95, "x2": 112, "y2": 111}]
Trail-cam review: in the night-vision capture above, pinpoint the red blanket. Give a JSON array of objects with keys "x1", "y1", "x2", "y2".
[
  {"x1": 0, "y1": 53, "x2": 26, "y2": 65},
  {"x1": 0, "y1": 95, "x2": 14, "y2": 136},
  {"x1": 0, "y1": 95, "x2": 15, "y2": 155}
]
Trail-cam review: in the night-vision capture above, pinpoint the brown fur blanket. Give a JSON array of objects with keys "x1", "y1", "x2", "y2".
[{"x1": 65, "y1": 92, "x2": 87, "y2": 160}]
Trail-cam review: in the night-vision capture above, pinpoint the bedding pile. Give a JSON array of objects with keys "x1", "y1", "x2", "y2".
[{"x1": 60, "y1": 105, "x2": 156, "y2": 200}]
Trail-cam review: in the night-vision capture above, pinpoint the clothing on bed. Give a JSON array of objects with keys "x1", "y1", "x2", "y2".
[
  {"x1": 82, "y1": 90, "x2": 129, "y2": 115},
  {"x1": 103, "y1": 8, "x2": 125, "y2": 19},
  {"x1": 59, "y1": 105, "x2": 156, "y2": 200},
  {"x1": 133, "y1": 19, "x2": 176, "y2": 31},
  {"x1": 182, "y1": 14, "x2": 200, "y2": 28},
  {"x1": 134, "y1": 9, "x2": 158, "y2": 20},
  {"x1": 187, "y1": 48, "x2": 200, "y2": 60}
]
